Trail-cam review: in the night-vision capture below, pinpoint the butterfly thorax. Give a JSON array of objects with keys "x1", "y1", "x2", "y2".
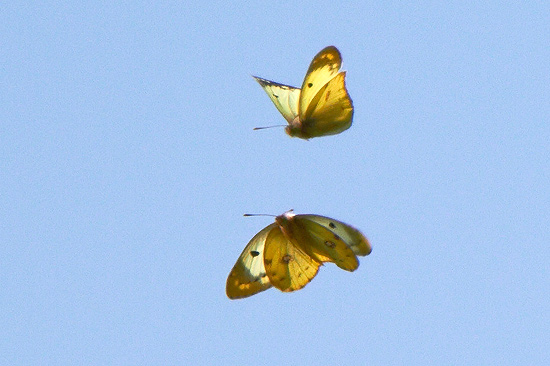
[
  {"x1": 285, "y1": 116, "x2": 318, "y2": 140},
  {"x1": 275, "y1": 212, "x2": 318, "y2": 259},
  {"x1": 285, "y1": 112, "x2": 352, "y2": 139},
  {"x1": 275, "y1": 211, "x2": 301, "y2": 241}
]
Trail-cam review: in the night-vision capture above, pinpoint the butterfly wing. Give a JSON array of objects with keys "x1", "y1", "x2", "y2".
[
  {"x1": 299, "y1": 72, "x2": 353, "y2": 138},
  {"x1": 253, "y1": 76, "x2": 300, "y2": 123},
  {"x1": 279, "y1": 215, "x2": 363, "y2": 272},
  {"x1": 263, "y1": 225, "x2": 321, "y2": 292},
  {"x1": 298, "y1": 215, "x2": 372, "y2": 257},
  {"x1": 298, "y1": 46, "x2": 343, "y2": 119},
  {"x1": 226, "y1": 224, "x2": 276, "y2": 299}
]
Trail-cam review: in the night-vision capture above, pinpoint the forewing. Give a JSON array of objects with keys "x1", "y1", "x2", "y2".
[
  {"x1": 263, "y1": 226, "x2": 321, "y2": 293},
  {"x1": 298, "y1": 46, "x2": 342, "y2": 120},
  {"x1": 288, "y1": 215, "x2": 359, "y2": 271},
  {"x1": 301, "y1": 72, "x2": 353, "y2": 137},
  {"x1": 226, "y1": 224, "x2": 276, "y2": 299},
  {"x1": 298, "y1": 215, "x2": 372, "y2": 257},
  {"x1": 253, "y1": 76, "x2": 300, "y2": 123}
]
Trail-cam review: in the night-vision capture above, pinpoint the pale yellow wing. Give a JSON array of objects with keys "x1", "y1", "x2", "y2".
[
  {"x1": 299, "y1": 72, "x2": 353, "y2": 138},
  {"x1": 298, "y1": 46, "x2": 342, "y2": 119},
  {"x1": 263, "y1": 226, "x2": 321, "y2": 292},
  {"x1": 226, "y1": 224, "x2": 276, "y2": 299},
  {"x1": 298, "y1": 214, "x2": 372, "y2": 257},
  {"x1": 253, "y1": 76, "x2": 300, "y2": 123}
]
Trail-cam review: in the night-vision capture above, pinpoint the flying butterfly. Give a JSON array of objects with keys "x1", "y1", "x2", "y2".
[
  {"x1": 226, "y1": 210, "x2": 371, "y2": 299},
  {"x1": 253, "y1": 46, "x2": 354, "y2": 139}
]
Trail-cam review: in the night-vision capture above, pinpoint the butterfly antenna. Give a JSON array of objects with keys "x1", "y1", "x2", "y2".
[
  {"x1": 253, "y1": 125, "x2": 286, "y2": 131},
  {"x1": 244, "y1": 209, "x2": 293, "y2": 217}
]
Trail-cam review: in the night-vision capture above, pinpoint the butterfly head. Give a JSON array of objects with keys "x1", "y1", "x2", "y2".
[
  {"x1": 274, "y1": 210, "x2": 296, "y2": 239},
  {"x1": 275, "y1": 209, "x2": 295, "y2": 223},
  {"x1": 280, "y1": 209, "x2": 295, "y2": 219}
]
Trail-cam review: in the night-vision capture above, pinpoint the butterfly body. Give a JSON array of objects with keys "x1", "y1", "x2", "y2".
[
  {"x1": 253, "y1": 46, "x2": 353, "y2": 139},
  {"x1": 226, "y1": 211, "x2": 371, "y2": 299}
]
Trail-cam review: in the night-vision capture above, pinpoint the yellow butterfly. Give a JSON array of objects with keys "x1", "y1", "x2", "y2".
[
  {"x1": 253, "y1": 46, "x2": 354, "y2": 139},
  {"x1": 226, "y1": 210, "x2": 371, "y2": 299}
]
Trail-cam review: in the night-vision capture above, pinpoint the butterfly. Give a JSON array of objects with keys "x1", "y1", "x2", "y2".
[
  {"x1": 253, "y1": 46, "x2": 354, "y2": 139},
  {"x1": 226, "y1": 210, "x2": 371, "y2": 299}
]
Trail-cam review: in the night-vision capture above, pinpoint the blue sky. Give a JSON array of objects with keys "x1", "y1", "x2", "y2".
[{"x1": 1, "y1": 1, "x2": 549, "y2": 364}]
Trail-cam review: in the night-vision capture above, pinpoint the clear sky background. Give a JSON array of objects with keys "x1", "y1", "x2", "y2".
[{"x1": 1, "y1": 2, "x2": 549, "y2": 365}]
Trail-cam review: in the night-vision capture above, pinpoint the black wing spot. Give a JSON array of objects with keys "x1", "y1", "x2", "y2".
[
  {"x1": 329, "y1": 222, "x2": 336, "y2": 229},
  {"x1": 250, "y1": 250, "x2": 260, "y2": 257},
  {"x1": 333, "y1": 234, "x2": 341, "y2": 241},
  {"x1": 308, "y1": 83, "x2": 313, "y2": 88},
  {"x1": 325, "y1": 241, "x2": 336, "y2": 249},
  {"x1": 272, "y1": 93, "x2": 279, "y2": 98}
]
